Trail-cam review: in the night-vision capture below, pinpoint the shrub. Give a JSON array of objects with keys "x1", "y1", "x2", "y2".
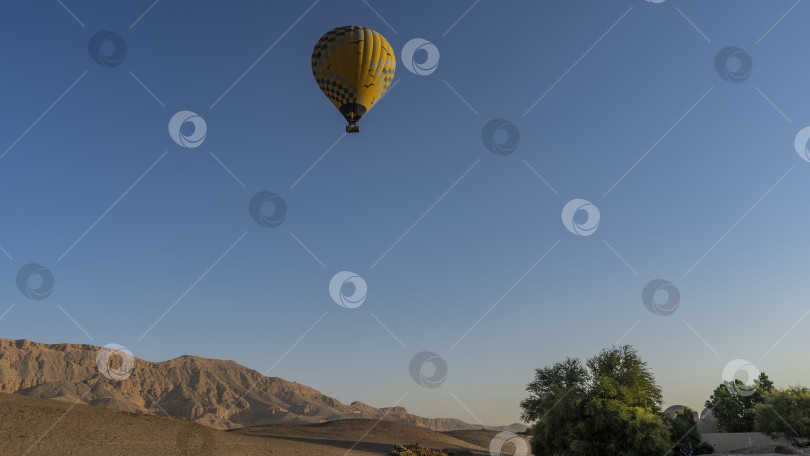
[
  {"x1": 388, "y1": 444, "x2": 446, "y2": 456},
  {"x1": 387, "y1": 444, "x2": 472, "y2": 456},
  {"x1": 693, "y1": 441, "x2": 715, "y2": 455}
]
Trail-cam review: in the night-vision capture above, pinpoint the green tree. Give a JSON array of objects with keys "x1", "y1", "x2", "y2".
[
  {"x1": 705, "y1": 372, "x2": 773, "y2": 432},
  {"x1": 664, "y1": 408, "x2": 701, "y2": 448},
  {"x1": 662, "y1": 408, "x2": 715, "y2": 455},
  {"x1": 754, "y1": 386, "x2": 810, "y2": 442},
  {"x1": 521, "y1": 345, "x2": 671, "y2": 456}
]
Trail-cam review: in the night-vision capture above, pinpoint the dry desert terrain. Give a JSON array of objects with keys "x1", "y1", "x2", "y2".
[{"x1": 0, "y1": 392, "x2": 520, "y2": 455}]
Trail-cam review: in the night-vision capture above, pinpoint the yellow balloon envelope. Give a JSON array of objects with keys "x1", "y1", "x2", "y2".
[{"x1": 312, "y1": 26, "x2": 396, "y2": 132}]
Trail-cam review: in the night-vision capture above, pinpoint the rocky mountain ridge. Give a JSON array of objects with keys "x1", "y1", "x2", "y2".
[{"x1": 0, "y1": 338, "x2": 526, "y2": 433}]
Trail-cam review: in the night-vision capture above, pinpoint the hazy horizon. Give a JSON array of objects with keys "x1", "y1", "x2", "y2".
[{"x1": 1, "y1": 0, "x2": 809, "y2": 427}]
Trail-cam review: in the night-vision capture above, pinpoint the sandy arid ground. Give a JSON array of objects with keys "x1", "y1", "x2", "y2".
[
  {"x1": 0, "y1": 392, "x2": 495, "y2": 455},
  {"x1": 231, "y1": 421, "x2": 529, "y2": 455},
  {"x1": 442, "y1": 429, "x2": 531, "y2": 454}
]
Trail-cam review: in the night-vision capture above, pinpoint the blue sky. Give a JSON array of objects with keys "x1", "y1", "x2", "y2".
[{"x1": 1, "y1": 0, "x2": 809, "y2": 426}]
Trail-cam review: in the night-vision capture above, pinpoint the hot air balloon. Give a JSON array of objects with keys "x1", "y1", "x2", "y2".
[{"x1": 311, "y1": 26, "x2": 396, "y2": 132}]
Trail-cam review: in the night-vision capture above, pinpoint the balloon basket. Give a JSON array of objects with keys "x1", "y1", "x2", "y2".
[{"x1": 346, "y1": 125, "x2": 360, "y2": 133}]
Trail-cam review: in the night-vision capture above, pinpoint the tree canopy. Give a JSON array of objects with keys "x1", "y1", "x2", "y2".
[
  {"x1": 754, "y1": 386, "x2": 810, "y2": 442},
  {"x1": 705, "y1": 372, "x2": 774, "y2": 432},
  {"x1": 521, "y1": 345, "x2": 670, "y2": 456},
  {"x1": 662, "y1": 407, "x2": 715, "y2": 455}
]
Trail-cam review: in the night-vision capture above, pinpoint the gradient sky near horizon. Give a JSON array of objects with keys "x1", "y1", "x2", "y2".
[{"x1": 1, "y1": 0, "x2": 809, "y2": 426}]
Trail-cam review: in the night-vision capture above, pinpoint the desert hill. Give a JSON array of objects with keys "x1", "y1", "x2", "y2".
[
  {"x1": 231, "y1": 419, "x2": 500, "y2": 455},
  {"x1": 0, "y1": 392, "x2": 497, "y2": 455},
  {"x1": 0, "y1": 338, "x2": 525, "y2": 433}
]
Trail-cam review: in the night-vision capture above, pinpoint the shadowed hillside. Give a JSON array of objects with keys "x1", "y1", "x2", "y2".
[{"x1": 0, "y1": 392, "x2": 495, "y2": 455}]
